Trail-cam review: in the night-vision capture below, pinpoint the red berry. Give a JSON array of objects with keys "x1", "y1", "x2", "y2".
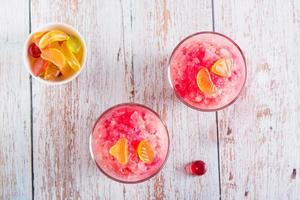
[
  {"x1": 28, "y1": 43, "x2": 41, "y2": 58},
  {"x1": 186, "y1": 160, "x2": 207, "y2": 176}
]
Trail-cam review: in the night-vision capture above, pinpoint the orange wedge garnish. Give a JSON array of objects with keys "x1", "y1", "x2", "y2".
[
  {"x1": 211, "y1": 58, "x2": 233, "y2": 77},
  {"x1": 196, "y1": 68, "x2": 218, "y2": 95},
  {"x1": 137, "y1": 140, "x2": 155, "y2": 164},
  {"x1": 38, "y1": 30, "x2": 69, "y2": 49},
  {"x1": 109, "y1": 138, "x2": 128, "y2": 165}
]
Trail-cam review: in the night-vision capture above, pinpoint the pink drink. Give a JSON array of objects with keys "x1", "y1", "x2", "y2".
[
  {"x1": 90, "y1": 103, "x2": 169, "y2": 183},
  {"x1": 169, "y1": 32, "x2": 246, "y2": 111}
]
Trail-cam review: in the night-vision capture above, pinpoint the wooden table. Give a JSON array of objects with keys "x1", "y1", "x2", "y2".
[{"x1": 1, "y1": 0, "x2": 300, "y2": 199}]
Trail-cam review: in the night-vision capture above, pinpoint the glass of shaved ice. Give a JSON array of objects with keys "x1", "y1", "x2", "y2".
[
  {"x1": 168, "y1": 32, "x2": 246, "y2": 111},
  {"x1": 90, "y1": 103, "x2": 169, "y2": 183}
]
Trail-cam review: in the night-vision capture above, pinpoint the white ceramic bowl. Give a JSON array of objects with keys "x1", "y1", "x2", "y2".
[{"x1": 23, "y1": 23, "x2": 87, "y2": 85}]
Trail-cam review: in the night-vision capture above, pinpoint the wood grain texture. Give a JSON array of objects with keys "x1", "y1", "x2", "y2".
[
  {"x1": 214, "y1": 0, "x2": 300, "y2": 199},
  {"x1": 0, "y1": 0, "x2": 32, "y2": 199},
  {"x1": 123, "y1": 0, "x2": 220, "y2": 199},
  {"x1": 31, "y1": 0, "x2": 220, "y2": 199},
  {"x1": 31, "y1": 0, "x2": 132, "y2": 199},
  {"x1": 2, "y1": 0, "x2": 299, "y2": 199}
]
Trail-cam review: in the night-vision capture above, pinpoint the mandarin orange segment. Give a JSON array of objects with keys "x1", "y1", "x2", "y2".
[
  {"x1": 211, "y1": 58, "x2": 233, "y2": 77},
  {"x1": 196, "y1": 68, "x2": 218, "y2": 96},
  {"x1": 137, "y1": 140, "x2": 155, "y2": 164},
  {"x1": 109, "y1": 138, "x2": 128, "y2": 165},
  {"x1": 60, "y1": 64, "x2": 75, "y2": 77},
  {"x1": 44, "y1": 64, "x2": 61, "y2": 80},
  {"x1": 41, "y1": 48, "x2": 66, "y2": 68},
  {"x1": 38, "y1": 30, "x2": 69, "y2": 49},
  {"x1": 41, "y1": 48, "x2": 74, "y2": 77},
  {"x1": 48, "y1": 41, "x2": 61, "y2": 49}
]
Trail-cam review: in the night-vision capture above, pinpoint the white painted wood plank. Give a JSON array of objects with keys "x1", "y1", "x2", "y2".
[
  {"x1": 0, "y1": 0, "x2": 32, "y2": 199},
  {"x1": 31, "y1": 0, "x2": 220, "y2": 199},
  {"x1": 31, "y1": 0, "x2": 133, "y2": 199},
  {"x1": 122, "y1": 0, "x2": 220, "y2": 199},
  {"x1": 214, "y1": 0, "x2": 300, "y2": 199}
]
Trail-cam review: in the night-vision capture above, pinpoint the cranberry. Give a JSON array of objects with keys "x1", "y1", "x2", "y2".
[
  {"x1": 186, "y1": 160, "x2": 207, "y2": 176},
  {"x1": 28, "y1": 43, "x2": 41, "y2": 58}
]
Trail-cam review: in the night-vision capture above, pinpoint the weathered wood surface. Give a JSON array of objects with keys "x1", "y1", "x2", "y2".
[
  {"x1": 214, "y1": 0, "x2": 300, "y2": 199},
  {"x1": 0, "y1": 0, "x2": 32, "y2": 199},
  {"x1": 31, "y1": 0, "x2": 219, "y2": 199},
  {"x1": 31, "y1": 0, "x2": 132, "y2": 199},
  {"x1": 125, "y1": 1, "x2": 219, "y2": 199},
  {"x1": 1, "y1": 0, "x2": 300, "y2": 199}
]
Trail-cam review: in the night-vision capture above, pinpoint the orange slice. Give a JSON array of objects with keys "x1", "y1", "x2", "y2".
[
  {"x1": 32, "y1": 31, "x2": 47, "y2": 44},
  {"x1": 109, "y1": 138, "x2": 128, "y2": 165},
  {"x1": 137, "y1": 140, "x2": 155, "y2": 164},
  {"x1": 61, "y1": 42, "x2": 81, "y2": 72},
  {"x1": 196, "y1": 68, "x2": 218, "y2": 96},
  {"x1": 41, "y1": 48, "x2": 66, "y2": 68},
  {"x1": 38, "y1": 30, "x2": 69, "y2": 49},
  {"x1": 41, "y1": 48, "x2": 74, "y2": 77},
  {"x1": 211, "y1": 58, "x2": 233, "y2": 77},
  {"x1": 44, "y1": 64, "x2": 60, "y2": 80},
  {"x1": 48, "y1": 41, "x2": 61, "y2": 49}
]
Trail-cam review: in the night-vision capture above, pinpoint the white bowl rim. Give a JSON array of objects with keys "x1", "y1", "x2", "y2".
[{"x1": 23, "y1": 22, "x2": 87, "y2": 86}]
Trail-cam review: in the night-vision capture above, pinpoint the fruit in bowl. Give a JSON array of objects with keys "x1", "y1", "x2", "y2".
[{"x1": 24, "y1": 23, "x2": 86, "y2": 84}]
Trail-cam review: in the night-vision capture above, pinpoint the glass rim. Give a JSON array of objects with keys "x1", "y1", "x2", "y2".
[
  {"x1": 168, "y1": 31, "x2": 247, "y2": 112},
  {"x1": 89, "y1": 102, "x2": 170, "y2": 184}
]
